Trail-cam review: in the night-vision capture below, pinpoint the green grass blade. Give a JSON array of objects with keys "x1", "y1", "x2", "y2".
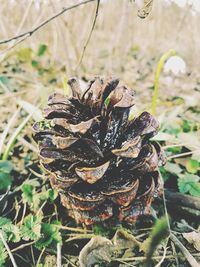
[
  {"x1": 151, "y1": 49, "x2": 176, "y2": 115},
  {"x1": 0, "y1": 106, "x2": 21, "y2": 156},
  {"x1": 2, "y1": 112, "x2": 33, "y2": 160}
]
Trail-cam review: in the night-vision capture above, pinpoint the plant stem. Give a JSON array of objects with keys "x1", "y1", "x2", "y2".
[
  {"x1": 151, "y1": 49, "x2": 176, "y2": 115},
  {"x1": 0, "y1": 230, "x2": 18, "y2": 267},
  {"x1": 52, "y1": 224, "x2": 92, "y2": 233},
  {"x1": 2, "y1": 113, "x2": 33, "y2": 160},
  {"x1": 170, "y1": 233, "x2": 199, "y2": 267},
  {"x1": 57, "y1": 243, "x2": 62, "y2": 267},
  {"x1": 62, "y1": 75, "x2": 69, "y2": 96},
  {"x1": 0, "y1": 106, "x2": 21, "y2": 156},
  {"x1": 36, "y1": 247, "x2": 45, "y2": 267},
  {"x1": 167, "y1": 150, "x2": 200, "y2": 160}
]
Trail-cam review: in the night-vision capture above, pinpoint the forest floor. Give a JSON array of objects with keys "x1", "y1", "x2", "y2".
[{"x1": 0, "y1": 45, "x2": 200, "y2": 267}]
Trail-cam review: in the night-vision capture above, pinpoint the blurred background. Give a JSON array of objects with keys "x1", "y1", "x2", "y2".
[
  {"x1": 1, "y1": 0, "x2": 200, "y2": 74},
  {"x1": 0, "y1": 0, "x2": 200, "y2": 106}
]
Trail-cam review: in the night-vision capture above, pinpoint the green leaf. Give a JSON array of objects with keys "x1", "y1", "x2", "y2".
[
  {"x1": 21, "y1": 215, "x2": 42, "y2": 241},
  {"x1": 35, "y1": 222, "x2": 62, "y2": 249},
  {"x1": 0, "y1": 217, "x2": 11, "y2": 227},
  {"x1": 0, "y1": 241, "x2": 7, "y2": 267},
  {"x1": 0, "y1": 161, "x2": 13, "y2": 173},
  {"x1": 0, "y1": 217, "x2": 20, "y2": 243},
  {"x1": 186, "y1": 159, "x2": 199, "y2": 174},
  {"x1": 188, "y1": 183, "x2": 200, "y2": 197},
  {"x1": 0, "y1": 76, "x2": 13, "y2": 92},
  {"x1": 48, "y1": 189, "x2": 58, "y2": 202},
  {"x1": 31, "y1": 60, "x2": 39, "y2": 68},
  {"x1": 104, "y1": 96, "x2": 110, "y2": 106},
  {"x1": 178, "y1": 173, "x2": 200, "y2": 197},
  {"x1": 21, "y1": 184, "x2": 35, "y2": 205},
  {"x1": 37, "y1": 44, "x2": 47, "y2": 56},
  {"x1": 0, "y1": 76, "x2": 10, "y2": 86},
  {"x1": 2, "y1": 224, "x2": 20, "y2": 243},
  {"x1": 0, "y1": 173, "x2": 11, "y2": 191}
]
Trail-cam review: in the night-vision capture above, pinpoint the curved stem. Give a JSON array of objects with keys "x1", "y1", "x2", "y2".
[{"x1": 151, "y1": 49, "x2": 176, "y2": 115}]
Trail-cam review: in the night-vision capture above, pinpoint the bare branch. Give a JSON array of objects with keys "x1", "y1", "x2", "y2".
[
  {"x1": 76, "y1": 0, "x2": 100, "y2": 69},
  {"x1": 0, "y1": 230, "x2": 18, "y2": 267},
  {"x1": 170, "y1": 233, "x2": 199, "y2": 267},
  {"x1": 0, "y1": 0, "x2": 96, "y2": 46}
]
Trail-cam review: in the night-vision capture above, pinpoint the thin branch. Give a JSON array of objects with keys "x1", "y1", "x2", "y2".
[
  {"x1": 57, "y1": 243, "x2": 62, "y2": 267},
  {"x1": 0, "y1": 0, "x2": 33, "y2": 61},
  {"x1": 11, "y1": 241, "x2": 36, "y2": 253},
  {"x1": 167, "y1": 150, "x2": 200, "y2": 160},
  {"x1": 160, "y1": 173, "x2": 199, "y2": 267},
  {"x1": 0, "y1": 230, "x2": 18, "y2": 267},
  {"x1": 75, "y1": 0, "x2": 100, "y2": 69},
  {"x1": 170, "y1": 234, "x2": 199, "y2": 267},
  {"x1": 36, "y1": 247, "x2": 45, "y2": 267},
  {"x1": 165, "y1": 190, "x2": 200, "y2": 211},
  {"x1": 0, "y1": 0, "x2": 96, "y2": 45},
  {"x1": 52, "y1": 224, "x2": 92, "y2": 233},
  {"x1": 154, "y1": 238, "x2": 169, "y2": 267}
]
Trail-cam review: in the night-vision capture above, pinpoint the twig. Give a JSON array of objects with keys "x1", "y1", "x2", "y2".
[
  {"x1": 165, "y1": 190, "x2": 200, "y2": 211},
  {"x1": 0, "y1": 0, "x2": 96, "y2": 46},
  {"x1": 75, "y1": 0, "x2": 100, "y2": 69},
  {"x1": 19, "y1": 203, "x2": 27, "y2": 226},
  {"x1": 57, "y1": 243, "x2": 62, "y2": 267},
  {"x1": 11, "y1": 241, "x2": 36, "y2": 253},
  {"x1": 160, "y1": 173, "x2": 200, "y2": 267},
  {"x1": 154, "y1": 238, "x2": 169, "y2": 267},
  {"x1": 53, "y1": 224, "x2": 92, "y2": 233},
  {"x1": 171, "y1": 240, "x2": 179, "y2": 267},
  {"x1": 170, "y1": 233, "x2": 199, "y2": 267},
  {"x1": 115, "y1": 254, "x2": 200, "y2": 262},
  {"x1": 36, "y1": 247, "x2": 45, "y2": 267},
  {"x1": 0, "y1": 230, "x2": 18, "y2": 267},
  {"x1": 0, "y1": 0, "x2": 33, "y2": 61},
  {"x1": 65, "y1": 234, "x2": 96, "y2": 243},
  {"x1": 18, "y1": 136, "x2": 38, "y2": 153},
  {"x1": 30, "y1": 245, "x2": 36, "y2": 266},
  {"x1": 167, "y1": 150, "x2": 200, "y2": 160}
]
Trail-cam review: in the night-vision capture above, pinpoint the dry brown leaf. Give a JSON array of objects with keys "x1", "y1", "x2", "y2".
[
  {"x1": 183, "y1": 231, "x2": 200, "y2": 252},
  {"x1": 112, "y1": 228, "x2": 141, "y2": 249},
  {"x1": 136, "y1": 0, "x2": 154, "y2": 19},
  {"x1": 79, "y1": 236, "x2": 112, "y2": 267}
]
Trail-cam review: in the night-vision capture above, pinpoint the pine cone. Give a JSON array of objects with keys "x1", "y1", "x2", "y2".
[{"x1": 33, "y1": 77, "x2": 166, "y2": 225}]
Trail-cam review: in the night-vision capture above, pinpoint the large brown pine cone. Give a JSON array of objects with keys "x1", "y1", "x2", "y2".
[{"x1": 33, "y1": 77, "x2": 166, "y2": 225}]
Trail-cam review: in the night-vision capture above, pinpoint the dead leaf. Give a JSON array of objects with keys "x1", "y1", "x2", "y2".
[
  {"x1": 136, "y1": 0, "x2": 154, "y2": 19},
  {"x1": 183, "y1": 231, "x2": 200, "y2": 252},
  {"x1": 79, "y1": 236, "x2": 112, "y2": 267},
  {"x1": 112, "y1": 228, "x2": 141, "y2": 250}
]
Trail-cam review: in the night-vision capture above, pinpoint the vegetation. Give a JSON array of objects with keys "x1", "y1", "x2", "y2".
[{"x1": 0, "y1": 1, "x2": 199, "y2": 266}]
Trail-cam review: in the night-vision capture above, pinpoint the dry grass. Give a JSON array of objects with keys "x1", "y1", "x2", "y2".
[{"x1": 0, "y1": 0, "x2": 200, "y2": 75}]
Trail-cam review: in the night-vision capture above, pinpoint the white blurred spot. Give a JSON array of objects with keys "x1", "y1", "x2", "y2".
[
  {"x1": 79, "y1": 79, "x2": 87, "y2": 92},
  {"x1": 164, "y1": 56, "x2": 186, "y2": 75},
  {"x1": 134, "y1": 0, "x2": 145, "y2": 9}
]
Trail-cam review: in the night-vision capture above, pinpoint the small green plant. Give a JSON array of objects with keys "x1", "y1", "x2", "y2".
[{"x1": 151, "y1": 49, "x2": 176, "y2": 115}]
